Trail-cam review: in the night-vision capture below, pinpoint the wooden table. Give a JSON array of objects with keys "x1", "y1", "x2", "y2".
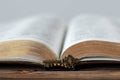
[{"x1": 0, "y1": 70, "x2": 120, "y2": 79}]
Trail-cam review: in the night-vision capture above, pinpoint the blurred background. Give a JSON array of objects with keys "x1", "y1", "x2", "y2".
[{"x1": 0, "y1": 0, "x2": 120, "y2": 22}]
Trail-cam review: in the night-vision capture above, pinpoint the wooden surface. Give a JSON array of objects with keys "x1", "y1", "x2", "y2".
[{"x1": 0, "y1": 70, "x2": 120, "y2": 79}]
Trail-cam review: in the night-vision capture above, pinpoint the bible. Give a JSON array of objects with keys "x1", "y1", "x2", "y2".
[{"x1": 0, "y1": 14, "x2": 120, "y2": 71}]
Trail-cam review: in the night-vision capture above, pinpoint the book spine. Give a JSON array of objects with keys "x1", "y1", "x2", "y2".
[{"x1": 43, "y1": 55, "x2": 78, "y2": 70}]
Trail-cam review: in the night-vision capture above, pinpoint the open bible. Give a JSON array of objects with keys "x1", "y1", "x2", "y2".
[{"x1": 0, "y1": 15, "x2": 120, "y2": 71}]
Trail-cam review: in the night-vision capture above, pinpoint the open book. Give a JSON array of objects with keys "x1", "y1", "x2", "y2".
[{"x1": 0, "y1": 15, "x2": 120, "y2": 70}]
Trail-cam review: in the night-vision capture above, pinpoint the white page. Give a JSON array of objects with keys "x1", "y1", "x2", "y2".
[
  {"x1": 0, "y1": 15, "x2": 66, "y2": 58},
  {"x1": 81, "y1": 57, "x2": 120, "y2": 61},
  {"x1": 62, "y1": 14, "x2": 120, "y2": 53}
]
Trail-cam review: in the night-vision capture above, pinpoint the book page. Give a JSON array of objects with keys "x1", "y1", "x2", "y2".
[
  {"x1": 81, "y1": 57, "x2": 120, "y2": 61},
  {"x1": 0, "y1": 15, "x2": 66, "y2": 60},
  {"x1": 62, "y1": 14, "x2": 120, "y2": 55}
]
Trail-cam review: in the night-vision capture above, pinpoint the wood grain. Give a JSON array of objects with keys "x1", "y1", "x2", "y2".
[{"x1": 0, "y1": 70, "x2": 120, "y2": 79}]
